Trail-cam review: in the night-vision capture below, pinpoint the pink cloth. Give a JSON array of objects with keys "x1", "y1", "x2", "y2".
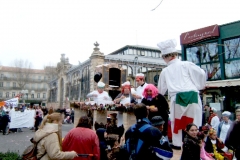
[
  {"x1": 200, "y1": 142, "x2": 214, "y2": 160},
  {"x1": 142, "y1": 84, "x2": 159, "y2": 98}
]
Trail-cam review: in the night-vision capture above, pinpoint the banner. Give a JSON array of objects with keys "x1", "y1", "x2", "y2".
[
  {"x1": 4, "y1": 98, "x2": 19, "y2": 108},
  {"x1": 9, "y1": 110, "x2": 35, "y2": 129}
]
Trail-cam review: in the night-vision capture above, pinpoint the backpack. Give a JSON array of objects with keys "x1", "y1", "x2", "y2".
[
  {"x1": 125, "y1": 124, "x2": 173, "y2": 160},
  {"x1": 125, "y1": 123, "x2": 152, "y2": 160},
  {"x1": 22, "y1": 134, "x2": 50, "y2": 160}
]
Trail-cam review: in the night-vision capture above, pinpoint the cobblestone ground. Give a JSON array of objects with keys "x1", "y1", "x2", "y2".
[{"x1": 0, "y1": 124, "x2": 182, "y2": 159}]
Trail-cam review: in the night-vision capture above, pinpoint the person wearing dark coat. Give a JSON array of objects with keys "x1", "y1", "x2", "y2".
[
  {"x1": 124, "y1": 103, "x2": 166, "y2": 160},
  {"x1": 34, "y1": 111, "x2": 42, "y2": 131},
  {"x1": 96, "y1": 128, "x2": 108, "y2": 160},
  {"x1": 141, "y1": 84, "x2": 169, "y2": 136},
  {"x1": 1, "y1": 111, "x2": 10, "y2": 135},
  {"x1": 225, "y1": 109, "x2": 240, "y2": 160},
  {"x1": 181, "y1": 123, "x2": 201, "y2": 160}
]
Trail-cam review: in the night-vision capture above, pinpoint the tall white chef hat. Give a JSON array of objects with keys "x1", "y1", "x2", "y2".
[
  {"x1": 157, "y1": 39, "x2": 178, "y2": 55},
  {"x1": 136, "y1": 73, "x2": 145, "y2": 81},
  {"x1": 222, "y1": 111, "x2": 231, "y2": 117},
  {"x1": 97, "y1": 82, "x2": 105, "y2": 88},
  {"x1": 121, "y1": 81, "x2": 130, "y2": 87}
]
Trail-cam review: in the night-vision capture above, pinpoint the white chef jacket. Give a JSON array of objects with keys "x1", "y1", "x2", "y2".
[
  {"x1": 211, "y1": 116, "x2": 220, "y2": 132},
  {"x1": 219, "y1": 122, "x2": 231, "y2": 143},
  {"x1": 158, "y1": 59, "x2": 206, "y2": 97},
  {"x1": 87, "y1": 91, "x2": 112, "y2": 105},
  {"x1": 136, "y1": 82, "x2": 148, "y2": 103}
]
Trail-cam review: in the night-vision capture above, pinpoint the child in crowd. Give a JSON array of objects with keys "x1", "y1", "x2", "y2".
[{"x1": 197, "y1": 131, "x2": 214, "y2": 160}]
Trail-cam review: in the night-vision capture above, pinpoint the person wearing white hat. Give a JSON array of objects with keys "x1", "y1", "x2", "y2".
[
  {"x1": 157, "y1": 39, "x2": 206, "y2": 149},
  {"x1": 134, "y1": 73, "x2": 148, "y2": 104},
  {"x1": 208, "y1": 107, "x2": 220, "y2": 132},
  {"x1": 114, "y1": 81, "x2": 136, "y2": 109},
  {"x1": 225, "y1": 109, "x2": 240, "y2": 160},
  {"x1": 87, "y1": 82, "x2": 112, "y2": 105},
  {"x1": 217, "y1": 111, "x2": 232, "y2": 143}
]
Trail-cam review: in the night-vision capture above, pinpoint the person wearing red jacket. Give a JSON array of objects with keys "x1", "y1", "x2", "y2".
[{"x1": 62, "y1": 116, "x2": 100, "y2": 160}]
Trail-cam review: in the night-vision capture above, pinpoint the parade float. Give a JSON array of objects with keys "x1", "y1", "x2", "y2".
[{"x1": 70, "y1": 63, "x2": 137, "y2": 132}]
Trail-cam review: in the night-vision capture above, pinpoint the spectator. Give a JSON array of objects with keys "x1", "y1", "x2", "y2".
[
  {"x1": 208, "y1": 107, "x2": 220, "y2": 132},
  {"x1": 42, "y1": 106, "x2": 48, "y2": 117},
  {"x1": 205, "y1": 128, "x2": 225, "y2": 160},
  {"x1": 34, "y1": 111, "x2": 41, "y2": 132},
  {"x1": 36, "y1": 106, "x2": 43, "y2": 124},
  {"x1": 151, "y1": 116, "x2": 173, "y2": 159},
  {"x1": 1, "y1": 111, "x2": 11, "y2": 135},
  {"x1": 217, "y1": 111, "x2": 232, "y2": 143},
  {"x1": 225, "y1": 109, "x2": 240, "y2": 160},
  {"x1": 22, "y1": 103, "x2": 26, "y2": 111},
  {"x1": 33, "y1": 113, "x2": 77, "y2": 159},
  {"x1": 142, "y1": 84, "x2": 169, "y2": 136},
  {"x1": 124, "y1": 103, "x2": 167, "y2": 160},
  {"x1": 204, "y1": 104, "x2": 211, "y2": 124},
  {"x1": 62, "y1": 116, "x2": 100, "y2": 160},
  {"x1": 96, "y1": 128, "x2": 108, "y2": 160},
  {"x1": 181, "y1": 123, "x2": 201, "y2": 160},
  {"x1": 197, "y1": 131, "x2": 214, "y2": 160},
  {"x1": 70, "y1": 108, "x2": 74, "y2": 123}
]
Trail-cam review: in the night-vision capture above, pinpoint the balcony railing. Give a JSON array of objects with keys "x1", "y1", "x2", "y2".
[{"x1": 0, "y1": 86, "x2": 48, "y2": 91}]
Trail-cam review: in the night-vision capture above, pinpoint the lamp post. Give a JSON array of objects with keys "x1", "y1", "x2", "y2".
[
  {"x1": 133, "y1": 56, "x2": 139, "y2": 87},
  {"x1": 51, "y1": 86, "x2": 55, "y2": 102},
  {"x1": 21, "y1": 90, "x2": 28, "y2": 103},
  {"x1": 77, "y1": 77, "x2": 81, "y2": 101}
]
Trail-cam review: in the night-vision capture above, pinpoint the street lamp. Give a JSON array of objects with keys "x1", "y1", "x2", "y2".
[
  {"x1": 133, "y1": 56, "x2": 138, "y2": 75},
  {"x1": 51, "y1": 86, "x2": 56, "y2": 102},
  {"x1": 133, "y1": 56, "x2": 139, "y2": 87},
  {"x1": 77, "y1": 77, "x2": 81, "y2": 101},
  {"x1": 21, "y1": 90, "x2": 28, "y2": 103}
]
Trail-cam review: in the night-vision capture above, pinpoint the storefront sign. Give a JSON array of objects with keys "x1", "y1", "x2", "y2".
[{"x1": 180, "y1": 25, "x2": 219, "y2": 45}]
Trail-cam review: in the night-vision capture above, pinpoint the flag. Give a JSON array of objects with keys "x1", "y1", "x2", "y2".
[
  {"x1": 0, "y1": 101, "x2": 5, "y2": 107},
  {"x1": 173, "y1": 91, "x2": 201, "y2": 134}
]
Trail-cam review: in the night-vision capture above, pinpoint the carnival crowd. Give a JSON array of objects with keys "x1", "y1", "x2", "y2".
[{"x1": 1, "y1": 39, "x2": 240, "y2": 160}]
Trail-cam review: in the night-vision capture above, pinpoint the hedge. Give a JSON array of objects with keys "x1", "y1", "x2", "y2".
[{"x1": 0, "y1": 151, "x2": 21, "y2": 160}]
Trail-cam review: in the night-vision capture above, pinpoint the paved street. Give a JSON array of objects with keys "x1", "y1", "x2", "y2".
[
  {"x1": 0, "y1": 124, "x2": 74, "y2": 154},
  {"x1": 0, "y1": 124, "x2": 182, "y2": 159}
]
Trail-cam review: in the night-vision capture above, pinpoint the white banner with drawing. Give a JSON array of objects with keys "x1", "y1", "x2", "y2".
[
  {"x1": 4, "y1": 98, "x2": 19, "y2": 108},
  {"x1": 9, "y1": 110, "x2": 35, "y2": 128}
]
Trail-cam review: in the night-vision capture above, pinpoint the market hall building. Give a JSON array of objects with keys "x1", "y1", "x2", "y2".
[
  {"x1": 47, "y1": 43, "x2": 181, "y2": 109},
  {"x1": 180, "y1": 20, "x2": 240, "y2": 113}
]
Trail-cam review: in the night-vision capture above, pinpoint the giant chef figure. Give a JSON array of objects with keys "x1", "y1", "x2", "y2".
[
  {"x1": 157, "y1": 39, "x2": 206, "y2": 149},
  {"x1": 87, "y1": 82, "x2": 112, "y2": 105}
]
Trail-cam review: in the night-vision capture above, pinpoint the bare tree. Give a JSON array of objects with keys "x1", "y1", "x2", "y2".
[{"x1": 12, "y1": 59, "x2": 32, "y2": 89}]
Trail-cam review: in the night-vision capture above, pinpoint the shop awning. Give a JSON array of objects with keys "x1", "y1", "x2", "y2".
[{"x1": 206, "y1": 79, "x2": 240, "y2": 88}]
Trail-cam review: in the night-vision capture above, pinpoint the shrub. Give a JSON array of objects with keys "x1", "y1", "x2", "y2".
[{"x1": 0, "y1": 151, "x2": 21, "y2": 160}]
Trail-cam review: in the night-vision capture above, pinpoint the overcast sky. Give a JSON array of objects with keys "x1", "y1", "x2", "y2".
[{"x1": 0, "y1": 0, "x2": 239, "y2": 69}]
